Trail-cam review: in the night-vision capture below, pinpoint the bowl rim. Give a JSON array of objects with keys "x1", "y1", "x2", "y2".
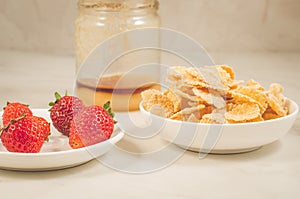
[{"x1": 139, "y1": 98, "x2": 299, "y2": 126}]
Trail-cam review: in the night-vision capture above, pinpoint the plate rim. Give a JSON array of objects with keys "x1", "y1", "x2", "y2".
[
  {"x1": 0, "y1": 108, "x2": 125, "y2": 157},
  {"x1": 0, "y1": 131, "x2": 124, "y2": 157}
]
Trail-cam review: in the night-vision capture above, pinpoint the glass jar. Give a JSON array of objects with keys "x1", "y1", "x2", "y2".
[{"x1": 75, "y1": 0, "x2": 161, "y2": 111}]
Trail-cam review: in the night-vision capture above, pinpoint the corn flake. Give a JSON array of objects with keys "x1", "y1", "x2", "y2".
[
  {"x1": 141, "y1": 89, "x2": 175, "y2": 118},
  {"x1": 225, "y1": 103, "x2": 261, "y2": 122},
  {"x1": 187, "y1": 114, "x2": 200, "y2": 123},
  {"x1": 163, "y1": 89, "x2": 181, "y2": 113},
  {"x1": 236, "y1": 86, "x2": 268, "y2": 113},
  {"x1": 266, "y1": 93, "x2": 287, "y2": 117},
  {"x1": 246, "y1": 79, "x2": 265, "y2": 91},
  {"x1": 200, "y1": 113, "x2": 225, "y2": 124},
  {"x1": 170, "y1": 105, "x2": 208, "y2": 121},
  {"x1": 142, "y1": 65, "x2": 289, "y2": 124},
  {"x1": 192, "y1": 87, "x2": 226, "y2": 109},
  {"x1": 217, "y1": 65, "x2": 235, "y2": 79}
]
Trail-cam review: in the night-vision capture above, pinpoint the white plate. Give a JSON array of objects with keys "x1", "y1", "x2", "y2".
[
  {"x1": 140, "y1": 99, "x2": 298, "y2": 154},
  {"x1": 0, "y1": 109, "x2": 124, "y2": 171}
]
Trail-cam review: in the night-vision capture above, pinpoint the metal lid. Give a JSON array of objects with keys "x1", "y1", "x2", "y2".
[{"x1": 78, "y1": 0, "x2": 159, "y2": 10}]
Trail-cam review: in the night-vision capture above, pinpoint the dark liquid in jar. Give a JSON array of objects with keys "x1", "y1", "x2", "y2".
[{"x1": 76, "y1": 74, "x2": 160, "y2": 111}]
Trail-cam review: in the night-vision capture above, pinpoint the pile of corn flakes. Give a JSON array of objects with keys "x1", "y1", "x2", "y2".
[{"x1": 141, "y1": 65, "x2": 288, "y2": 124}]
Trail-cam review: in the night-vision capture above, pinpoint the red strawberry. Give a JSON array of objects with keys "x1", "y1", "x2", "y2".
[
  {"x1": 69, "y1": 102, "x2": 115, "y2": 149},
  {"x1": 49, "y1": 92, "x2": 84, "y2": 136},
  {"x1": 2, "y1": 102, "x2": 33, "y2": 126},
  {"x1": 0, "y1": 115, "x2": 50, "y2": 153}
]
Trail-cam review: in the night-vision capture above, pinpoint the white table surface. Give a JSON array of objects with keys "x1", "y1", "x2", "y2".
[{"x1": 0, "y1": 49, "x2": 299, "y2": 199}]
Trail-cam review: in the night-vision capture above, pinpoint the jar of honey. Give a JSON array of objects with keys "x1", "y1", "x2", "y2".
[{"x1": 75, "y1": 0, "x2": 161, "y2": 111}]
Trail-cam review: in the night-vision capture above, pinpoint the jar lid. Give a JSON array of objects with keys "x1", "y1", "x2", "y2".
[{"x1": 78, "y1": 0, "x2": 159, "y2": 10}]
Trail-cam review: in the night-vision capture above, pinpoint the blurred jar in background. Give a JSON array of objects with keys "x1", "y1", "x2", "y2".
[{"x1": 75, "y1": 0, "x2": 161, "y2": 111}]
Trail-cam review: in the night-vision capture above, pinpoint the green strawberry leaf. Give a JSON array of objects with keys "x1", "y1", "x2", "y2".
[
  {"x1": 103, "y1": 101, "x2": 110, "y2": 110},
  {"x1": 103, "y1": 101, "x2": 117, "y2": 124},
  {"x1": 45, "y1": 132, "x2": 51, "y2": 142},
  {"x1": 55, "y1": 92, "x2": 61, "y2": 100},
  {"x1": 49, "y1": 91, "x2": 63, "y2": 111}
]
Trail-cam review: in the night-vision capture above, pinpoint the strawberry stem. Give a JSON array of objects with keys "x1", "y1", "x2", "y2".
[{"x1": 0, "y1": 113, "x2": 26, "y2": 135}]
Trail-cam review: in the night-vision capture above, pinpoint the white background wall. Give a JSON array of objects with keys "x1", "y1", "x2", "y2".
[{"x1": 0, "y1": 0, "x2": 299, "y2": 54}]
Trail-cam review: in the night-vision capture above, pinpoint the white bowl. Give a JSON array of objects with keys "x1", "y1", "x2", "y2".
[{"x1": 140, "y1": 99, "x2": 298, "y2": 154}]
